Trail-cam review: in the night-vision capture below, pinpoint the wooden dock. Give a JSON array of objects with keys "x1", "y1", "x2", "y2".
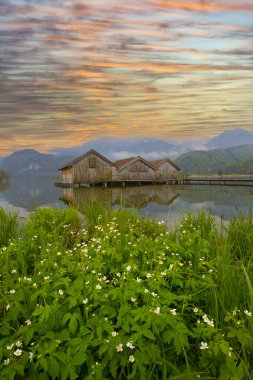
[
  {"x1": 55, "y1": 174, "x2": 253, "y2": 188},
  {"x1": 181, "y1": 174, "x2": 253, "y2": 187}
]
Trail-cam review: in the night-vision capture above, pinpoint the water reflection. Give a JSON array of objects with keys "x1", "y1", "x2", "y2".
[
  {"x1": 61, "y1": 185, "x2": 179, "y2": 209},
  {"x1": 0, "y1": 176, "x2": 253, "y2": 224}
]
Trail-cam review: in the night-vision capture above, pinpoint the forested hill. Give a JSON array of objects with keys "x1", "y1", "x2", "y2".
[{"x1": 175, "y1": 144, "x2": 253, "y2": 174}]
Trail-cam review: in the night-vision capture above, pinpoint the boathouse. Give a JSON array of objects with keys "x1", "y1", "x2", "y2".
[{"x1": 59, "y1": 149, "x2": 180, "y2": 186}]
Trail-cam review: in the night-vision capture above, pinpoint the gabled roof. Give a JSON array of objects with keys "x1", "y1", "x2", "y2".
[
  {"x1": 59, "y1": 149, "x2": 113, "y2": 170},
  {"x1": 114, "y1": 156, "x2": 157, "y2": 172},
  {"x1": 150, "y1": 158, "x2": 180, "y2": 171}
]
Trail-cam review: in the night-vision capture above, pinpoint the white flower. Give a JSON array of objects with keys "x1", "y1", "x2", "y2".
[
  {"x1": 32, "y1": 283, "x2": 37, "y2": 288},
  {"x1": 6, "y1": 344, "x2": 14, "y2": 350},
  {"x1": 96, "y1": 284, "x2": 102, "y2": 290},
  {"x1": 29, "y1": 352, "x2": 33, "y2": 362},
  {"x1": 14, "y1": 349, "x2": 22, "y2": 357},
  {"x1": 151, "y1": 292, "x2": 158, "y2": 298},
  {"x1": 131, "y1": 297, "x2": 136, "y2": 303},
  {"x1": 44, "y1": 276, "x2": 50, "y2": 281},
  {"x1": 200, "y1": 342, "x2": 209, "y2": 350},
  {"x1": 244, "y1": 310, "x2": 252, "y2": 317},
  {"x1": 11, "y1": 269, "x2": 17, "y2": 274},
  {"x1": 193, "y1": 308, "x2": 199, "y2": 313},
  {"x1": 111, "y1": 331, "x2": 118, "y2": 337},
  {"x1": 9, "y1": 289, "x2": 15, "y2": 294},
  {"x1": 144, "y1": 288, "x2": 149, "y2": 293},
  {"x1": 170, "y1": 309, "x2": 177, "y2": 316},
  {"x1": 126, "y1": 265, "x2": 131, "y2": 272},
  {"x1": 25, "y1": 320, "x2": 31, "y2": 326},
  {"x1": 4, "y1": 358, "x2": 10, "y2": 365},
  {"x1": 57, "y1": 252, "x2": 62, "y2": 256},
  {"x1": 58, "y1": 289, "x2": 64, "y2": 295},
  {"x1": 82, "y1": 298, "x2": 88, "y2": 305},
  {"x1": 116, "y1": 343, "x2": 123, "y2": 352},
  {"x1": 15, "y1": 341, "x2": 22, "y2": 348},
  {"x1": 126, "y1": 342, "x2": 135, "y2": 349},
  {"x1": 6, "y1": 304, "x2": 10, "y2": 311},
  {"x1": 129, "y1": 355, "x2": 135, "y2": 363},
  {"x1": 146, "y1": 273, "x2": 152, "y2": 278},
  {"x1": 169, "y1": 264, "x2": 174, "y2": 270},
  {"x1": 136, "y1": 277, "x2": 141, "y2": 283},
  {"x1": 154, "y1": 307, "x2": 160, "y2": 315}
]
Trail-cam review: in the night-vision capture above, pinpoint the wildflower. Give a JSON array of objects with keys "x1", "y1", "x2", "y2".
[
  {"x1": 82, "y1": 298, "x2": 88, "y2": 305},
  {"x1": 4, "y1": 358, "x2": 10, "y2": 365},
  {"x1": 15, "y1": 341, "x2": 22, "y2": 348},
  {"x1": 193, "y1": 308, "x2": 199, "y2": 313},
  {"x1": 116, "y1": 272, "x2": 121, "y2": 277},
  {"x1": 169, "y1": 264, "x2": 174, "y2": 270},
  {"x1": 29, "y1": 352, "x2": 33, "y2": 362},
  {"x1": 58, "y1": 289, "x2": 64, "y2": 295},
  {"x1": 14, "y1": 349, "x2": 22, "y2": 357},
  {"x1": 32, "y1": 283, "x2": 37, "y2": 288},
  {"x1": 129, "y1": 355, "x2": 135, "y2": 363},
  {"x1": 146, "y1": 273, "x2": 152, "y2": 278},
  {"x1": 126, "y1": 265, "x2": 131, "y2": 271},
  {"x1": 144, "y1": 288, "x2": 149, "y2": 293},
  {"x1": 154, "y1": 307, "x2": 160, "y2": 315},
  {"x1": 126, "y1": 342, "x2": 135, "y2": 349},
  {"x1": 96, "y1": 284, "x2": 102, "y2": 290},
  {"x1": 131, "y1": 297, "x2": 136, "y2": 303},
  {"x1": 151, "y1": 292, "x2": 158, "y2": 297},
  {"x1": 44, "y1": 276, "x2": 50, "y2": 281},
  {"x1": 11, "y1": 269, "x2": 17, "y2": 274},
  {"x1": 6, "y1": 304, "x2": 10, "y2": 311},
  {"x1": 136, "y1": 277, "x2": 141, "y2": 283},
  {"x1": 111, "y1": 331, "x2": 118, "y2": 337},
  {"x1": 6, "y1": 344, "x2": 14, "y2": 350},
  {"x1": 244, "y1": 310, "x2": 252, "y2": 317},
  {"x1": 9, "y1": 289, "x2": 15, "y2": 294},
  {"x1": 25, "y1": 319, "x2": 31, "y2": 326},
  {"x1": 170, "y1": 309, "x2": 177, "y2": 316},
  {"x1": 200, "y1": 342, "x2": 209, "y2": 350},
  {"x1": 116, "y1": 343, "x2": 123, "y2": 352},
  {"x1": 202, "y1": 314, "x2": 214, "y2": 327}
]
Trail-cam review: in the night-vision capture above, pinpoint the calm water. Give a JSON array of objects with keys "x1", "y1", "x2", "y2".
[{"x1": 0, "y1": 176, "x2": 253, "y2": 226}]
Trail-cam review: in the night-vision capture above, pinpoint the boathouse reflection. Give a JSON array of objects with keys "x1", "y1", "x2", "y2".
[{"x1": 60, "y1": 185, "x2": 179, "y2": 209}]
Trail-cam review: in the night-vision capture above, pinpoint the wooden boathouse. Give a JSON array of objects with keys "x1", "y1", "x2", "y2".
[{"x1": 58, "y1": 149, "x2": 181, "y2": 187}]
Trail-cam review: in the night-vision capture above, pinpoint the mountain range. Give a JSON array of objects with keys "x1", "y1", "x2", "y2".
[{"x1": 1, "y1": 128, "x2": 253, "y2": 176}]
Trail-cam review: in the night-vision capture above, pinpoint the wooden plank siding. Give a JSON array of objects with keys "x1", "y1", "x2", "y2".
[{"x1": 59, "y1": 149, "x2": 180, "y2": 186}]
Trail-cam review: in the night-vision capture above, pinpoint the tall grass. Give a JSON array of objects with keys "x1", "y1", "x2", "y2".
[{"x1": 0, "y1": 207, "x2": 20, "y2": 246}]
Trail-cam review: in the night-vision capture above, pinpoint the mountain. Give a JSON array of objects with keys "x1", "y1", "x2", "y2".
[
  {"x1": 206, "y1": 128, "x2": 253, "y2": 149},
  {"x1": 51, "y1": 137, "x2": 181, "y2": 160},
  {"x1": 175, "y1": 144, "x2": 253, "y2": 174},
  {"x1": 1, "y1": 149, "x2": 73, "y2": 178}
]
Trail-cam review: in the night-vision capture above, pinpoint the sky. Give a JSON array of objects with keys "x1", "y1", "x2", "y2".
[{"x1": 0, "y1": 0, "x2": 253, "y2": 156}]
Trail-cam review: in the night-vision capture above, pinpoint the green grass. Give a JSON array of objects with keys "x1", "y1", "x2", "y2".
[
  {"x1": 1, "y1": 204, "x2": 253, "y2": 379},
  {"x1": 0, "y1": 207, "x2": 20, "y2": 247}
]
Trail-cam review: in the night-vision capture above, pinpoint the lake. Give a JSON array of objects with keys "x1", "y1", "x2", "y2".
[{"x1": 0, "y1": 176, "x2": 253, "y2": 226}]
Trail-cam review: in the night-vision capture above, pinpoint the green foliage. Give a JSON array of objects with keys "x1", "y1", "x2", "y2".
[
  {"x1": 175, "y1": 144, "x2": 253, "y2": 173},
  {"x1": 1, "y1": 206, "x2": 253, "y2": 379}
]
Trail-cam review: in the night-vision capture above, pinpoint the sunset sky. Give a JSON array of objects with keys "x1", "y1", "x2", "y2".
[{"x1": 0, "y1": 0, "x2": 253, "y2": 156}]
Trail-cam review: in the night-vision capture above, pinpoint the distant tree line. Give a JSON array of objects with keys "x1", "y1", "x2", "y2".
[{"x1": 0, "y1": 170, "x2": 9, "y2": 180}]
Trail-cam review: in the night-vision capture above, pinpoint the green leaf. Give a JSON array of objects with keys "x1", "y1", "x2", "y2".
[
  {"x1": 142, "y1": 329, "x2": 156, "y2": 340},
  {"x1": 109, "y1": 355, "x2": 118, "y2": 379},
  {"x1": 39, "y1": 357, "x2": 49, "y2": 372},
  {"x1": 49, "y1": 357, "x2": 60, "y2": 379},
  {"x1": 69, "y1": 316, "x2": 78, "y2": 335},
  {"x1": 72, "y1": 351, "x2": 87, "y2": 366}
]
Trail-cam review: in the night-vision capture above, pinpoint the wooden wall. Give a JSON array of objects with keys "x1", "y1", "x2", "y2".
[
  {"x1": 155, "y1": 161, "x2": 178, "y2": 179},
  {"x1": 73, "y1": 153, "x2": 112, "y2": 184},
  {"x1": 62, "y1": 167, "x2": 73, "y2": 183},
  {"x1": 116, "y1": 160, "x2": 156, "y2": 181}
]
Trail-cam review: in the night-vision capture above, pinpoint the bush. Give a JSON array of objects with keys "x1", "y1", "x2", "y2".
[{"x1": 0, "y1": 207, "x2": 253, "y2": 379}]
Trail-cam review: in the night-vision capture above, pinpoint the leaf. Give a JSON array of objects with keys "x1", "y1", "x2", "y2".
[
  {"x1": 69, "y1": 316, "x2": 78, "y2": 335},
  {"x1": 39, "y1": 357, "x2": 49, "y2": 372},
  {"x1": 109, "y1": 355, "x2": 118, "y2": 379},
  {"x1": 49, "y1": 357, "x2": 60, "y2": 379},
  {"x1": 72, "y1": 351, "x2": 87, "y2": 366},
  {"x1": 142, "y1": 329, "x2": 156, "y2": 340}
]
